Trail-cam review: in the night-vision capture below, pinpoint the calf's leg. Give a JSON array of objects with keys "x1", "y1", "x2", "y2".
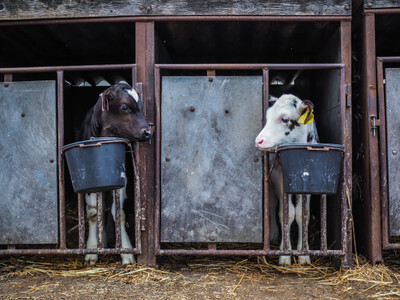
[
  {"x1": 112, "y1": 186, "x2": 135, "y2": 265},
  {"x1": 85, "y1": 193, "x2": 99, "y2": 266}
]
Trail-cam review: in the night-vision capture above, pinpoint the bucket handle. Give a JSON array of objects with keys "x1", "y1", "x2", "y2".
[
  {"x1": 307, "y1": 146, "x2": 330, "y2": 151},
  {"x1": 78, "y1": 142, "x2": 102, "y2": 148}
]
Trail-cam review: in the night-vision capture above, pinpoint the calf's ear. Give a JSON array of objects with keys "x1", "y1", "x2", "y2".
[{"x1": 299, "y1": 99, "x2": 314, "y2": 116}]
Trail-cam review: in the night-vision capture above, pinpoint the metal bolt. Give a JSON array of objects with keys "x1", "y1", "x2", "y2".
[
  {"x1": 224, "y1": 109, "x2": 229, "y2": 114},
  {"x1": 139, "y1": 5, "x2": 144, "y2": 10},
  {"x1": 393, "y1": 150, "x2": 398, "y2": 155},
  {"x1": 4, "y1": 83, "x2": 9, "y2": 87},
  {"x1": 208, "y1": 77, "x2": 214, "y2": 82},
  {"x1": 367, "y1": 2, "x2": 373, "y2": 8},
  {"x1": 344, "y1": 5, "x2": 350, "y2": 11},
  {"x1": 49, "y1": 159, "x2": 54, "y2": 163},
  {"x1": 165, "y1": 157, "x2": 171, "y2": 162},
  {"x1": 146, "y1": 6, "x2": 152, "y2": 12},
  {"x1": 189, "y1": 106, "x2": 195, "y2": 112},
  {"x1": 209, "y1": 237, "x2": 215, "y2": 242},
  {"x1": 254, "y1": 157, "x2": 259, "y2": 163},
  {"x1": 21, "y1": 113, "x2": 25, "y2": 117}
]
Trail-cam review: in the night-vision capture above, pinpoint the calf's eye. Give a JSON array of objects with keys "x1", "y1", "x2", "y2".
[
  {"x1": 281, "y1": 116, "x2": 289, "y2": 123},
  {"x1": 120, "y1": 104, "x2": 129, "y2": 112}
]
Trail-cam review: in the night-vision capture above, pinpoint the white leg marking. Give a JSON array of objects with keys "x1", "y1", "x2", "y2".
[
  {"x1": 279, "y1": 194, "x2": 295, "y2": 266},
  {"x1": 295, "y1": 194, "x2": 311, "y2": 264},
  {"x1": 85, "y1": 193, "x2": 99, "y2": 266},
  {"x1": 112, "y1": 186, "x2": 135, "y2": 265}
]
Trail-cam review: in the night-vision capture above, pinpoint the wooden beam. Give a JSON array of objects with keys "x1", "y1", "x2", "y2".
[{"x1": 0, "y1": 1, "x2": 351, "y2": 21}]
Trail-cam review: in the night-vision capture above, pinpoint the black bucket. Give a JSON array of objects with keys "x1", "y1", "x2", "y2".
[
  {"x1": 277, "y1": 143, "x2": 344, "y2": 195},
  {"x1": 62, "y1": 137, "x2": 129, "y2": 193}
]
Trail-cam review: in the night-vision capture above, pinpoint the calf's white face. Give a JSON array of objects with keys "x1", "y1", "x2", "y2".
[{"x1": 255, "y1": 94, "x2": 312, "y2": 150}]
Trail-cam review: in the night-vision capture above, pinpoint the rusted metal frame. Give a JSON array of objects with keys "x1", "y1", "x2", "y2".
[
  {"x1": 135, "y1": 22, "x2": 156, "y2": 266},
  {"x1": 0, "y1": 16, "x2": 352, "y2": 27},
  {"x1": 77, "y1": 193, "x2": 85, "y2": 249},
  {"x1": 154, "y1": 63, "x2": 347, "y2": 257},
  {"x1": 262, "y1": 69, "x2": 270, "y2": 251},
  {"x1": 377, "y1": 56, "x2": 400, "y2": 250},
  {"x1": 320, "y1": 195, "x2": 328, "y2": 253},
  {"x1": 339, "y1": 62, "x2": 349, "y2": 264},
  {"x1": 0, "y1": 249, "x2": 141, "y2": 255},
  {"x1": 57, "y1": 70, "x2": 66, "y2": 250},
  {"x1": 155, "y1": 63, "x2": 345, "y2": 71},
  {"x1": 340, "y1": 19, "x2": 353, "y2": 267},
  {"x1": 0, "y1": 64, "x2": 136, "y2": 74},
  {"x1": 157, "y1": 249, "x2": 345, "y2": 256},
  {"x1": 362, "y1": 13, "x2": 383, "y2": 264}
]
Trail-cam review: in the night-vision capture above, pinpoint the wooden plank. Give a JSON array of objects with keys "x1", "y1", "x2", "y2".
[
  {"x1": 0, "y1": 1, "x2": 351, "y2": 20},
  {"x1": 365, "y1": 1, "x2": 400, "y2": 9}
]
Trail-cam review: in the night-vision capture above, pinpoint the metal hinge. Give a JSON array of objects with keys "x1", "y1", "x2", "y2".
[
  {"x1": 370, "y1": 115, "x2": 381, "y2": 137},
  {"x1": 140, "y1": 207, "x2": 146, "y2": 231},
  {"x1": 345, "y1": 84, "x2": 352, "y2": 107}
]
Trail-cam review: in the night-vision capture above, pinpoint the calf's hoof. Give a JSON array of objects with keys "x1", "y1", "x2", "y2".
[
  {"x1": 298, "y1": 255, "x2": 311, "y2": 265},
  {"x1": 85, "y1": 254, "x2": 98, "y2": 266},
  {"x1": 121, "y1": 254, "x2": 135, "y2": 265},
  {"x1": 279, "y1": 255, "x2": 291, "y2": 266}
]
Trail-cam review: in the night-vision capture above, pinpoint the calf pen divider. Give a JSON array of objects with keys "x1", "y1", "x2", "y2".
[
  {"x1": 0, "y1": 64, "x2": 141, "y2": 256},
  {"x1": 154, "y1": 63, "x2": 352, "y2": 266}
]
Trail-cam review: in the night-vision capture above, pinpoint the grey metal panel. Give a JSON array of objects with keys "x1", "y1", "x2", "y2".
[
  {"x1": 365, "y1": 1, "x2": 400, "y2": 9},
  {"x1": 385, "y1": 68, "x2": 400, "y2": 236},
  {"x1": 161, "y1": 76, "x2": 263, "y2": 243},
  {"x1": 0, "y1": 81, "x2": 58, "y2": 244}
]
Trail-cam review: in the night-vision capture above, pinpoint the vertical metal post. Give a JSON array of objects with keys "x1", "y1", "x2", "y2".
[
  {"x1": 136, "y1": 22, "x2": 156, "y2": 266},
  {"x1": 360, "y1": 14, "x2": 383, "y2": 264},
  {"x1": 114, "y1": 190, "x2": 122, "y2": 249},
  {"x1": 282, "y1": 193, "x2": 289, "y2": 251},
  {"x1": 320, "y1": 194, "x2": 328, "y2": 253},
  {"x1": 301, "y1": 195, "x2": 308, "y2": 251},
  {"x1": 57, "y1": 70, "x2": 66, "y2": 250},
  {"x1": 96, "y1": 193, "x2": 104, "y2": 249},
  {"x1": 78, "y1": 193, "x2": 86, "y2": 249},
  {"x1": 262, "y1": 68, "x2": 270, "y2": 251}
]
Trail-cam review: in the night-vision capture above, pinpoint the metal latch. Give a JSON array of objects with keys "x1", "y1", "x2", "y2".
[
  {"x1": 370, "y1": 115, "x2": 380, "y2": 137},
  {"x1": 345, "y1": 84, "x2": 352, "y2": 107}
]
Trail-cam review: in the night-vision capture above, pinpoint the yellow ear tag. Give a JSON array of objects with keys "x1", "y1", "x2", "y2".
[{"x1": 298, "y1": 108, "x2": 314, "y2": 125}]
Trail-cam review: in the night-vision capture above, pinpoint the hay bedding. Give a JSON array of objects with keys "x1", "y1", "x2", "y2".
[{"x1": 1, "y1": 255, "x2": 400, "y2": 299}]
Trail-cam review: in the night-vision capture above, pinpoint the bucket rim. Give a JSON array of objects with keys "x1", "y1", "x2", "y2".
[
  {"x1": 62, "y1": 137, "x2": 130, "y2": 152},
  {"x1": 277, "y1": 143, "x2": 344, "y2": 152}
]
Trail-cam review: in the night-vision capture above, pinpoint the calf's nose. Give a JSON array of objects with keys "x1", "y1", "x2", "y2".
[{"x1": 142, "y1": 128, "x2": 152, "y2": 139}]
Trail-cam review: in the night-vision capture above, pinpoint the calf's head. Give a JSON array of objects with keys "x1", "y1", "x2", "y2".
[
  {"x1": 99, "y1": 83, "x2": 152, "y2": 142},
  {"x1": 255, "y1": 94, "x2": 314, "y2": 150}
]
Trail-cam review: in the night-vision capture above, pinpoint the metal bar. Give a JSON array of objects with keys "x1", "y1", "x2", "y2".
[
  {"x1": 377, "y1": 57, "x2": 391, "y2": 250},
  {"x1": 96, "y1": 193, "x2": 104, "y2": 249},
  {"x1": 0, "y1": 248, "x2": 141, "y2": 255},
  {"x1": 0, "y1": 15, "x2": 352, "y2": 27},
  {"x1": 114, "y1": 190, "x2": 122, "y2": 249},
  {"x1": 154, "y1": 65, "x2": 161, "y2": 254},
  {"x1": 301, "y1": 195, "x2": 308, "y2": 252},
  {"x1": 156, "y1": 249, "x2": 345, "y2": 256},
  {"x1": 320, "y1": 195, "x2": 328, "y2": 253},
  {"x1": 4, "y1": 73, "x2": 12, "y2": 81},
  {"x1": 208, "y1": 243, "x2": 217, "y2": 251},
  {"x1": 0, "y1": 64, "x2": 136, "y2": 74},
  {"x1": 57, "y1": 70, "x2": 66, "y2": 250},
  {"x1": 364, "y1": 8, "x2": 400, "y2": 15},
  {"x1": 155, "y1": 63, "x2": 345, "y2": 71},
  {"x1": 262, "y1": 68, "x2": 270, "y2": 251},
  {"x1": 129, "y1": 143, "x2": 142, "y2": 254},
  {"x1": 77, "y1": 193, "x2": 85, "y2": 249},
  {"x1": 282, "y1": 193, "x2": 289, "y2": 251},
  {"x1": 377, "y1": 56, "x2": 400, "y2": 63}
]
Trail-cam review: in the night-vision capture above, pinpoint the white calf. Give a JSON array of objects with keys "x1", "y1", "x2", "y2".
[{"x1": 255, "y1": 94, "x2": 319, "y2": 265}]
